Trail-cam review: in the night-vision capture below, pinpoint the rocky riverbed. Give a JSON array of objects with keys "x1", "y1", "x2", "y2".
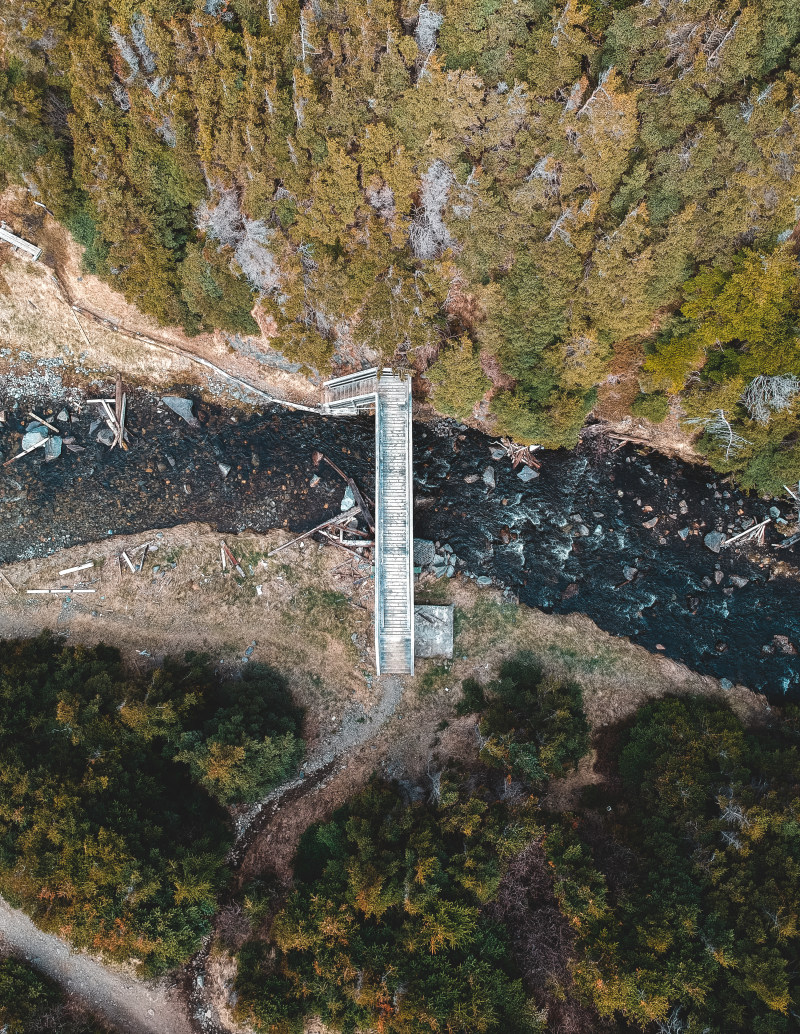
[{"x1": 0, "y1": 387, "x2": 798, "y2": 698}]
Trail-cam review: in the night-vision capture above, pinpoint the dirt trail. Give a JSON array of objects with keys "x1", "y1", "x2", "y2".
[{"x1": 0, "y1": 897, "x2": 194, "y2": 1034}]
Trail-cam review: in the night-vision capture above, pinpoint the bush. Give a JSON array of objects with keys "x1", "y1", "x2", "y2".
[
  {"x1": 0, "y1": 958, "x2": 60, "y2": 1033},
  {"x1": 427, "y1": 334, "x2": 490, "y2": 421},
  {"x1": 459, "y1": 654, "x2": 590, "y2": 784},
  {"x1": 631, "y1": 390, "x2": 670, "y2": 422}
]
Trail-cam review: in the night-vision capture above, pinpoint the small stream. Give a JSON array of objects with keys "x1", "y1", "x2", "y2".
[{"x1": 0, "y1": 389, "x2": 798, "y2": 699}]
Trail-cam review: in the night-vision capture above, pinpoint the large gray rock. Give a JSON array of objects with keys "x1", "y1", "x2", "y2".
[
  {"x1": 483, "y1": 466, "x2": 496, "y2": 489},
  {"x1": 44, "y1": 436, "x2": 62, "y2": 462},
  {"x1": 340, "y1": 485, "x2": 356, "y2": 511},
  {"x1": 704, "y1": 531, "x2": 726, "y2": 553},
  {"x1": 21, "y1": 424, "x2": 47, "y2": 451},
  {"x1": 163, "y1": 396, "x2": 200, "y2": 428}
]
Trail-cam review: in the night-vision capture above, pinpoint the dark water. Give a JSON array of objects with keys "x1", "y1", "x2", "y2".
[{"x1": 1, "y1": 390, "x2": 798, "y2": 698}]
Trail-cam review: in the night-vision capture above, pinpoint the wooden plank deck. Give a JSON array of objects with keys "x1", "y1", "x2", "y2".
[
  {"x1": 374, "y1": 372, "x2": 414, "y2": 675},
  {"x1": 323, "y1": 367, "x2": 415, "y2": 675}
]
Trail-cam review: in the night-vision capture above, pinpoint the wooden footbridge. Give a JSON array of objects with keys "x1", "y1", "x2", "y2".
[{"x1": 323, "y1": 369, "x2": 415, "y2": 675}]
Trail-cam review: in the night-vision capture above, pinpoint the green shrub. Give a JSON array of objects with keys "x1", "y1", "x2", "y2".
[{"x1": 631, "y1": 390, "x2": 670, "y2": 422}]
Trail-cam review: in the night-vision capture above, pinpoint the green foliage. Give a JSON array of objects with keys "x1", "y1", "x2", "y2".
[
  {"x1": 459, "y1": 654, "x2": 590, "y2": 784},
  {"x1": 0, "y1": 635, "x2": 303, "y2": 972},
  {"x1": 426, "y1": 334, "x2": 490, "y2": 421},
  {"x1": 235, "y1": 778, "x2": 543, "y2": 1034},
  {"x1": 546, "y1": 696, "x2": 800, "y2": 1032},
  {"x1": 631, "y1": 390, "x2": 670, "y2": 423},
  {"x1": 0, "y1": 955, "x2": 110, "y2": 1034},
  {"x1": 4, "y1": 0, "x2": 800, "y2": 436},
  {"x1": 0, "y1": 957, "x2": 60, "y2": 1033},
  {"x1": 174, "y1": 664, "x2": 304, "y2": 806}
]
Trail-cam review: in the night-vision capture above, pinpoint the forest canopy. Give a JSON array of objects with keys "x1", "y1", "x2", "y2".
[
  {"x1": 0, "y1": 634, "x2": 304, "y2": 973},
  {"x1": 2, "y1": 0, "x2": 800, "y2": 483}
]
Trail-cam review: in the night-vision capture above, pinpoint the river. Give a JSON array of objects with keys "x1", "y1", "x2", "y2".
[{"x1": 0, "y1": 389, "x2": 797, "y2": 698}]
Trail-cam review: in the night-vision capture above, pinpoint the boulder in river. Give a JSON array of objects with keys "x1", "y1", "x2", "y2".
[
  {"x1": 704, "y1": 531, "x2": 725, "y2": 553},
  {"x1": 21, "y1": 424, "x2": 47, "y2": 450},
  {"x1": 44, "y1": 436, "x2": 62, "y2": 462},
  {"x1": 163, "y1": 396, "x2": 200, "y2": 428}
]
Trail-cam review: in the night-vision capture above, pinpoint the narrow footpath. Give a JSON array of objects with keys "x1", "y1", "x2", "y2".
[{"x1": 0, "y1": 897, "x2": 193, "y2": 1034}]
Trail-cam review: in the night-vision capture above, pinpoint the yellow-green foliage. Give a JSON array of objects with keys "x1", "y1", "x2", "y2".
[
  {"x1": 427, "y1": 334, "x2": 490, "y2": 420},
  {"x1": 4, "y1": 1, "x2": 800, "y2": 455}
]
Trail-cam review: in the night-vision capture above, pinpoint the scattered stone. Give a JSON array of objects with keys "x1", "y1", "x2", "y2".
[
  {"x1": 678, "y1": 499, "x2": 688, "y2": 514},
  {"x1": 730, "y1": 575, "x2": 749, "y2": 588},
  {"x1": 157, "y1": 462, "x2": 167, "y2": 472},
  {"x1": 714, "y1": 570, "x2": 724, "y2": 584},
  {"x1": 577, "y1": 524, "x2": 590, "y2": 537},
  {"x1": 720, "y1": 677, "x2": 733, "y2": 691},
  {"x1": 773, "y1": 634, "x2": 798, "y2": 655},
  {"x1": 483, "y1": 466, "x2": 495, "y2": 489},
  {"x1": 162, "y1": 396, "x2": 200, "y2": 427},
  {"x1": 96, "y1": 427, "x2": 115, "y2": 447},
  {"x1": 251, "y1": 452, "x2": 260, "y2": 467},
  {"x1": 218, "y1": 462, "x2": 231, "y2": 478},
  {"x1": 677, "y1": 527, "x2": 689, "y2": 540},
  {"x1": 642, "y1": 516, "x2": 659, "y2": 529},
  {"x1": 245, "y1": 646, "x2": 254, "y2": 657},
  {"x1": 89, "y1": 419, "x2": 101, "y2": 435},
  {"x1": 704, "y1": 531, "x2": 725, "y2": 553},
  {"x1": 309, "y1": 473, "x2": 320, "y2": 487},
  {"x1": 623, "y1": 565, "x2": 637, "y2": 581},
  {"x1": 443, "y1": 543, "x2": 453, "y2": 554},
  {"x1": 165, "y1": 454, "x2": 175, "y2": 467},
  {"x1": 464, "y1": 473, "x2": 479, "y2": 483},
  {"x1": 184, "y1": 483, "x2": 192, "y2": 495},
  {"x1": 741, "y1": 516, "x2": 754, "y2": 529},
  {"x1": 490, "y1": 447, "x2": 506, "y2": 460},
  {"x1": 340, "y1": 484, "x2": 355, "y2": 511},
  {"x1": 770, "y1": 506, "x2": 781, "y2": 519},
  {"x1": 56, "y1": 409, "x2": 69, "y2": 422},
  {"x1": 517, "y1": 466, "x2": 539, "y2": 482},
  {"x1": 476, "y1": 575, "x2": 493, "y2": 587}
]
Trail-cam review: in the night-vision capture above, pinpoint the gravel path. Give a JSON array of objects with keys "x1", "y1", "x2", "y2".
[{"x1": 0, "y1": 897, "x2": 194, "y2": 1034}]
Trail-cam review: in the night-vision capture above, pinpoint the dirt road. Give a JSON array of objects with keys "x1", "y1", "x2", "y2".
[{"x1": 0, "y1": 897, "x2": 194, "y2": 1034}]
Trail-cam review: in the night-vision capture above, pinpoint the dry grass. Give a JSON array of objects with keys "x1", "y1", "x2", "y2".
[
  {"x1": 0, "y1": 186, "x2": 317, "y2": 404},
  {"x1": 0, "y1": 523, "x2": 374, "y2": 725}
]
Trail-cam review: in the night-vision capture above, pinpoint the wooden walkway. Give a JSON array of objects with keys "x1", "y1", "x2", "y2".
[
  {"x1": 323, "y1": 368, "x2": 415, "y2": 675},
  {"x1": 374, "y1": 372, "x2": 414, "y2": 675}
]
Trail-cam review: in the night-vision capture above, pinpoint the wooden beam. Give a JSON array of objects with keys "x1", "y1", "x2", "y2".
[{"x1": 266, "y1": 506, "x2": 361, "y2": 556}]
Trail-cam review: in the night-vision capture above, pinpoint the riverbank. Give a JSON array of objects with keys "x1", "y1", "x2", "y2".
[{"x1": 1, "y1": 383, "x2": 797, "y2": 697}]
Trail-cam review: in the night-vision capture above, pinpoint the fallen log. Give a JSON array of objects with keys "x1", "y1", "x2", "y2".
[
  {"x1": 266, "y1": 506, "x2": 361, "y2": 556},
  {"x1": 0, "y1": 571, "x2": 17, "y2": 593},
  {"x1": 221, "y1": 540, "x2": 246, "y2": 577},
  {"x1": 27, "y1": 411, "x2": 59, "y2": 434},
  {"x1": 59, "y1": 561, "x2": 94, "y2": 576}
]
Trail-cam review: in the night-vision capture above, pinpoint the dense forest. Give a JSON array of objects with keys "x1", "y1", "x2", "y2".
[
  {"x1": 233, "y1": 664, "x2": 800, "y2": 1034},
  {"x1": 2, "y1": 0, "x2": 800, "y2": 488},
  {"x1": 0, "y1": 634, "x2": 304, "y2": 972}
]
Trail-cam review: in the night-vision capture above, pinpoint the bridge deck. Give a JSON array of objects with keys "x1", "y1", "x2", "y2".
[{"x1": 374, "y1": 372, "x2": 414, "y2": 675}]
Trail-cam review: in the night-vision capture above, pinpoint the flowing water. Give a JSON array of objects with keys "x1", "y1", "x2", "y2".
[{"x1": 1, "y1": 389, "x2": 798, "y2": 699}]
